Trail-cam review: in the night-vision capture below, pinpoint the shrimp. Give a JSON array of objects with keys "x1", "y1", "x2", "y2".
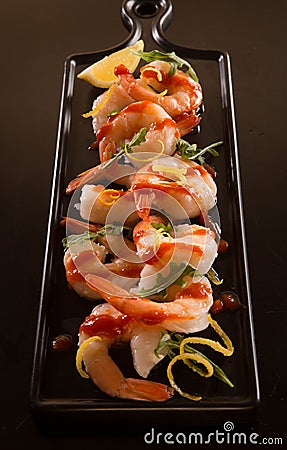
[
  {"x1": 65, "y1": 151, "x2": 136, "y2": 194},
  {"x1": 131, "y1": 156, "x2": 217, "y2": 220},
  {"x1": 115, "y1": 62, "x2": 202, "y2": 121},
  {"x1": 76, "y1": 184, "x2": 138, "y2": 226},
  {"x1": 63, "y1": 236, "x2": 143, "y2": 301},
  {"x1": 66, "y1": 163, "x2": 134, "y2": 194},
  {"x1": 90, "y1": 83, "x2": 134, "y2": 133},
  {"x1": 61, "y1": 216, "x2": 139, "y2": 259},
  {"x1": 133, "y1": 215, "x2": 218, "y2": 276},
  {"x1": 64, "y1": 240, "x2": 107, "y2": 300},
  {"x1": 85, "y1": 274, "x2": 213, "y2": 334},
  {"x1": 78, "y1": 303, "x2": 173, "y2": 401},
  {"x1": 96, "y1": 100, "x2": 180, "y2": 162}
]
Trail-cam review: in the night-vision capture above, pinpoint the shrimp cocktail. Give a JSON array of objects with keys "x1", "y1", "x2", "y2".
[{"x1": 62, "y1": 40, "x2": 235, "y2": 402}]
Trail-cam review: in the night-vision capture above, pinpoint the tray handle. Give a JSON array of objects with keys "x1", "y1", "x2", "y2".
[{"x1": 121, "y1": 0, "x2": 173, "y2": 47}]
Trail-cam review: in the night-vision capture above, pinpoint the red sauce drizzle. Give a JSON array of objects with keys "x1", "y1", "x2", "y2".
[
  {"x1": 177, "y1": 282, "x2": 212, "y2": 300},
  {"x1": 114, "y1": 64, "x2": 132, "y2": 77},
  {"x1": 192, "y1": 227, "x2": 207, "y2": 236},
  {"x1": 80, "y1": 314, "x2": 133, "y2": 338},
  {"x1": 122, "y1": 100, "x2": 151, "y2": 113},
  {"x1": 149, "y1": 117, "x2": 177, "y2": 132},
  {"x1": 66, "y1": 251, "x2": 96, "y2": 283},
  {"x1": 96, "y1": 121, "x2": 112, "y2": 142},
  {"x1": 65, "y1": 258, "x2": 84, "y2": 283},
  {"x1": 146, "y1": 241, "x2": 203, "y2": 266},
  {"x1": 132, "y1": 179, "x2": 189, "y2": 196}
]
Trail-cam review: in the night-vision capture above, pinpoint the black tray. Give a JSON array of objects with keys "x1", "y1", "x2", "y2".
[{"x1": 30, "y1": 0, "x2": 259, "y2": 426}]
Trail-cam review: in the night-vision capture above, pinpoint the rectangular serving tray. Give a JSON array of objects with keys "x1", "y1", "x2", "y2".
[{"x1": 30, "y1": 0, "x2": 259, "y2": 426}]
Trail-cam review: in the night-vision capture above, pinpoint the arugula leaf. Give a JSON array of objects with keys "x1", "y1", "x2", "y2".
[
  {"x1": 107, "y1": 109, "x2": 120, "y2": 117},
  {"x1": 173, "y1": 265, "x2": 202, "y2": 287},
  {"x1": 134, "y1": 49, "x2": 199, "y2": 82},
  {"x1": 177, "y1": 139, "x2": 222, "y2": 166},
  {"x1": 101, "y1": 148, "x2": 125, "y2": 170},
  {"x1": 120, "y1": 127, "x2": 147, "y2": 153},
  {"x1": 102, "y1": 128, "x2": 147, "y2": 170},
  {"x1": 62, "y1": 224, "x2": 132, "y2": 252},
  {"x1": 155, "y1": 332, "x2": 234, "y2": 388},
  {"x1": 62, "y1": 231, "x2": 98, "y2": 253},
  {"x1": 151, "y1": 221, "x2": 173, "y2": 235}
]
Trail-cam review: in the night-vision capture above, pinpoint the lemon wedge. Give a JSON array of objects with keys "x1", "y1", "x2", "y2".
[{"x1": 77, "y1": 40, "x2": 144, "y2": 88}]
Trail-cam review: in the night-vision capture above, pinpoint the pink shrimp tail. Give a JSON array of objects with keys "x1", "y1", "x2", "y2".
[
  {"x1": 61, "y1": 217, "x2": 101, "y2": 234},
  {"x1": 176, "y1": 112, "x2": 201, "y2": 136},
  {"x1": 125, "y1": 378, "x2": 173, "y2": 402},
  {"x1": 66, "y1": 166, "x2": 100, "y2": 194}
]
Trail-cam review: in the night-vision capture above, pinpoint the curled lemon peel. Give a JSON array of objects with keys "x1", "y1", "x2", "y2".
[
  {"x1": 124, "y1": 139, "x2": 165, "y2": 163},
  {"x1": 159, "y1": 88, "x2": 168, "y2": 97},
  {"x1": 167, "y1": 353, "x2": 213, "y2": 401},
  {"x1": 76, "y1": 336, "x2": 102, "y2": 379},
  {"x1": 141, "y1": 66, "x2": 163, "y2": 82},
  {"x1": 208, "y1": 314, "x2": 234, "y2": 356},
  {"x1": 167, "y1": 315, "x2": 234, "y2": 400},
  {"x1": 82, "y1": 84, "x2": 116, "y2": 118},
  {"x1": 97, "y1": 189, "x2": 121, "y2": 206}
]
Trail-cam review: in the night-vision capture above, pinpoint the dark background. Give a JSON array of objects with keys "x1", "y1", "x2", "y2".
[{"x1": 1, "y1": 0, "x2": 286, "y2": 448}]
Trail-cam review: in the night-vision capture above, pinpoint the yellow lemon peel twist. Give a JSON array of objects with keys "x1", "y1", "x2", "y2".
[
  {"x1": 76, "y1": 336, "x2": 102, "y2": 379},
  {"x1": 82, "y1": 84, "x2": 117, "y2": 118},
  {"x1": 98, "y1": 189, "x2": 121, "y2": 206},
  {"x1": 167, "y1": 353, "x2": 213, "y2": 401},
  {"x1": 167, "y1": 315, "x2": 234, "y2": 400},
  {"x1": 124, "y1": 139, "x2": 165, "y2": 163}
]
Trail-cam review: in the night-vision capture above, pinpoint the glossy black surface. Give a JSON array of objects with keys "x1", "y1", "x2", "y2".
[
  {"x1": 1, "y1": 0, "x2": 286, "y2": 448},
  {"x1": 30, "y1": 0, "x2": 259, "y2": 422}
]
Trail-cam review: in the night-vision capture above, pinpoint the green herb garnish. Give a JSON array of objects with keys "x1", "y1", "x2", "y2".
[
  {"x1": 107, "y1": 109, "x2": 120, "y2": 117},
  {"x1": 120, "y1": 127, "x2": 147, "y2": 153},
  {"x1": 134, "y1": 49, "x2": 199, "y2": 82},
  {"x1": 62, "y1": 224, "x2": 132, "y2": 252},
  {"x1": 177, "y1": 139, "x2": 222, "y2": 166},
  {"x1": 151, "y1": 221, "x2": 173, "y2": 235},
  {"x1": 173, "y1": 265, "x2": 201, "y2": 287},
  {"x1": 138, "y1": 261, "x2": 187, "y2": 297},
  {"x1": 102, "y1": 127, "x2": 147, "y2": 170}
]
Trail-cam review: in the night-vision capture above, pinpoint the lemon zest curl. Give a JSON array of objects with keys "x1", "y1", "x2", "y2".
[{"x1": 76, "y1": 336, "x2": 102, "y2": 379}]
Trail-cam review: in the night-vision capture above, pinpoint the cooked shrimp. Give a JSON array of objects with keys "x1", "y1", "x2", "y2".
[
  {"x1": 115, "y1": 62, "x2": 202, "y2": 120},
  {"x1": 131, "y1": 156, "x2": 217, "y2": 220},
  {"x1": 90, "y1": 83, "x2": 134, "y2": 133},
  {"x1": 66, "y1": 160, "x2": 134, "y2": 194},
  {"x1": 61, "y1": 216, "x2": 138, "y2": 256},
  {"x1": 96, "y1": 100, "x2": 180, "y2": 162},
  {"x1": 76, "y1": 184, "x2": 138, "y2": 226},
  {"x1": 63, "y1": 237, "x2": 142, "y2": 300},
  {"x1": 61, "y1": 216, "x2": 101, "y2": 234},
  {"x1": 133, "y1": 215, "x2": 217, "y2": 276},
  {"x1": 78, "y1": 303, "x2": 173, "y2": 401},
  {"x1": 85, "y1": 274, "x2": 213, "y2": 334},
  {"x1": 64, "y1": 240, "x2": 107, "y2": 300}
]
